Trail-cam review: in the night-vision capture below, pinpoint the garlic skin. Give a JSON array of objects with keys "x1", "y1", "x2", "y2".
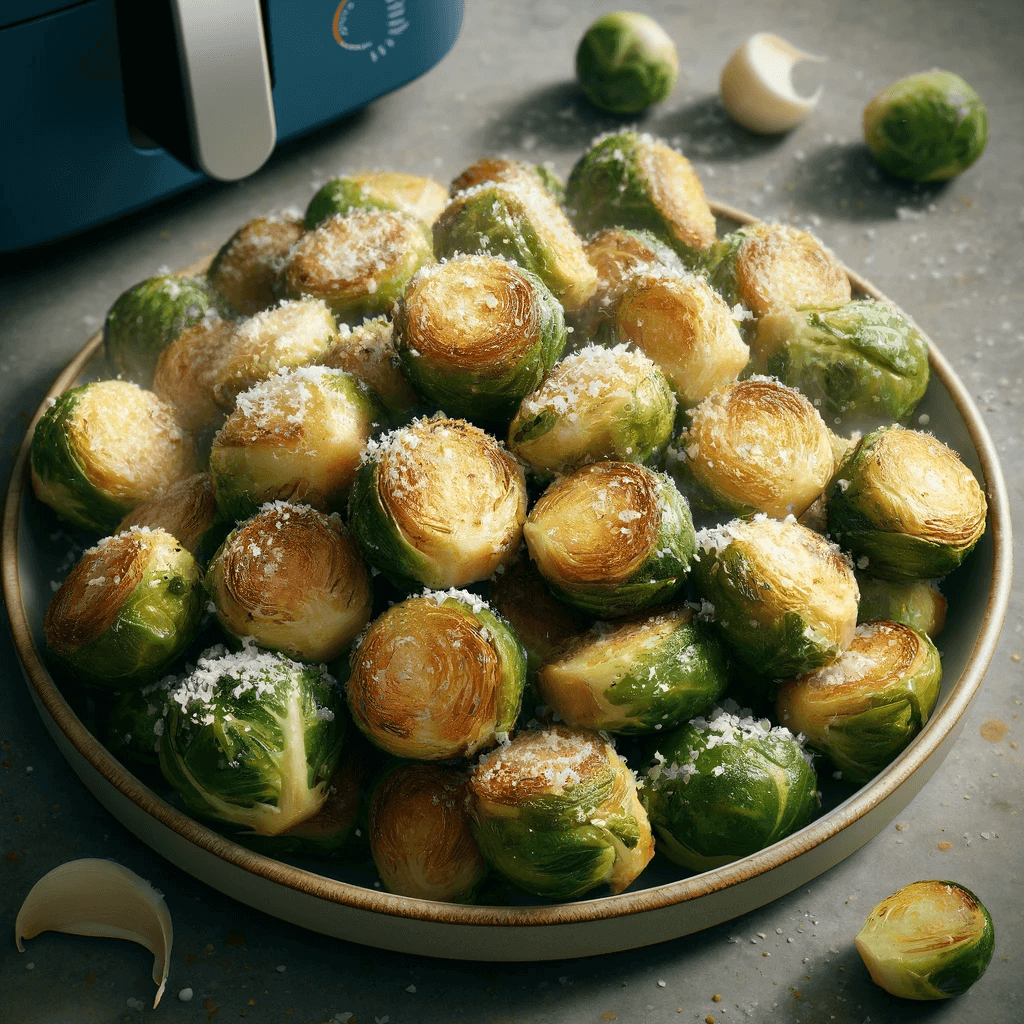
[
  {"x1": 15, "y1": 859, "x2": 173, "y2": 1008},
  {"x1": 720, "y1": 33, "x2": 825, "y2": 134}
]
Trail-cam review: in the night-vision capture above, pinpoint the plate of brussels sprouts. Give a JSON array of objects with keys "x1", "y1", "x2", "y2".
[{"x1": 2, "y1": 130, "x2": 1011, "y2": 960}]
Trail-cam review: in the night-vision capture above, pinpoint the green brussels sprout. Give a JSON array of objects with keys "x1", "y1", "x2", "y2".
[
  {"x1": 613, "y1": 269, "x2": 750, "y2": 408},
  {"x1": 450, "y1": 157, "x2": 566, "y2": 206},
  {"x1": 524, "y1": 460, "x2": 696, "y2": 618},
  {"x1": 857, "y1": 575, "x2": 946, "y2": 639},
  {"x1": 468, "y1": 724, "x2": 655, "y2": 900},
  {"x1": 368, "y1": 761, "x2": 488, "y2": 903},
  {"x1": 433, "y1": 175, "x2": 597, "y2": 314},
  {"x1": 348, "y1": 416, "x2": 528, "y2": 590},
  {"x1": 536, "y1": 604, "x2": 731, "y2": 735},
  {"x1": 205, "y1": 502, "x2": 373, "y2": 663},
  {"x1": 44, "y1": 527, "x2": 204, "y2": 692},
  {"x1": 306, "y1": 171, "x2": 448, "y2": 230},
  {"x1": 575, "y1": 11, "x2": 679, "y2": 114},
  {"x1": 99, "y1": 676, "x2": 174, "y2": 770},
  {"x1": 207, "y1": 213, "x2": 304, "y2": 315},
  {"x1": 104, "y1": 274, "x2": 235, "y2": 386},
  {"x1": 826, "y1": 425, "x2": 988, "y2": 582},
  {"x1": 671, "y1": 376, "x2": 837, "y2": 519},
  {"x1": 856, "y1": 880, "x2": 995, "y2": 1000},
  {"x1": 346, "y1": 589, "x2": 526, "y2": 761},
  {"x1": 281, "y1": 208, "x2": 433, "y2": 323},
  {"x1": 641, "y1": 702, "x2": 819, "y2": 871},
  {"x1": 705, "y1": 222, "x2": 851, "y2": 319},
  {"x1": 210, "y1": 365, "x2": 383, "y2": 523},
  {"x1": 30, "y1": 379, "x2": 199, "y2": 534},
  {"x1": 393, "y1": 253, "x2": 568, "y2": 424},
  {"x1": 507, "y1": 343, "x2": 677, "y2": 478},
  {"x1": 775, "y1": 619, "x2": 942, "y2": 784},
  {"x1": 305, "y1": 176, "x2": 401, "y2": 229},
  {"x1": 564, "y1": 130, "x2": 717, "y2": 268},
  {"x1": 863, "y1": 71, "x2": 988, "y2": 183},
  {"x1": 750, "y1": 300, "x2": 930, "y2": 427},
  {"x1": 693, "y1": 515, "x2": 859, "y2": 678},
  {"x1": 160, "y1": 644, "x2": 346, "y2": 836}
]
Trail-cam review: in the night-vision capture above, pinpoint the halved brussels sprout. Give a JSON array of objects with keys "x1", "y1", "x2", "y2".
[
  {"x1": 450, "y1": 157, "x2": 565, "y2": 205},
  {"x1": 671, "y1": 376, "x2": 836, "y2": 519},
  {"x1": 207, "y1": 213, "x2": 304, "y2": 315},
  {"x1": 161, "y1": 644, "x2": 346, "y2": 836},
  {"x1": 31, "y1": 379, "x2": 199, "y2": 534},
  {"x1": 856, "y1": 880, "x2": 995, "y2": 999},
  {"x1": 44, "y1": 527, "x2": 204, "y2": 691},
  {"x1": 523, "y1": 460, "x2": 695, "y2": 618},
  {"x1": 575, "y1": 11, "x2": 679, "y2": 114},
  {"x1": 705, "y1": 222, "x2": 851, "y2": 319},
  {"x1": 433, "y1": 175, "x2": 597, "y2": 314},
  {"x1": 281, "y1": 208, "x2": 433, "y2": 322},
  {"x1": 368, "y1": 761, "x2": 488, "y2": 903},
  {"x1": 775, "y1": 619, "x2": 942, "y2": 784},
  {"x1": 348, "y1": 416, "x2": 528, "y2": 590},
  {"x1": 468, "y1": 724, "x2": 655, "y2": 900},
  {"x1": 104, "y1": 274, "x2": 234, "y2": 386},
  {"x1": 564, "y1": 131, "x2": 717, "y2": 268},
  {"x1": 536, "y1": 604, "x2": 731, "y2": 735},
  {"x1": 346, "y1": 589, "x2": 526, "y2": 761},
  {"x1": 864, "y1": 71, "x2": 988, "y2": 183},
  {"x1": 613, "y1": 269, "x2": 750, "y2": 408},
  {"x1": 210, "y1": 365, "x2": 383, "y2": 522},
  {"x1": 827, "y1": 425, "x2": 988, "y2": 582},
  {"x1": 306, "y1": 171, "x2": 447, "y2": 230},
  {"x1": 205, "y1": 502, "x2": 373, "y2": 663},
  {"x1": 507, "y1": 343, "x2": 677, "y2": 477},
  {"x1": 693, "y1": 515, "x2": 859, "y2": 678},
  {"x1": 857, "y1": 575, "x2": 946, "y2": 639},
  {"x1": 750, "y1": 300, "x2": 930, "y2": 427},
  {"x1": 641, "y1": 702, "x2": 819, "y2": 871},
  {"x1": 393, "y1": 253, "x2": 568, "y2": 424}
]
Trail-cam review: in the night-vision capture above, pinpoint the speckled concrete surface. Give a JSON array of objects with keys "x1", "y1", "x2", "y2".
[{"x1": 1, "y1": 1, "x2": 1021, "y2": 1021}]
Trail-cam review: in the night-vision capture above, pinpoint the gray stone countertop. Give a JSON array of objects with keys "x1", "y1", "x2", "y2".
[{"x1": 1, "y1": 1, "x2": 1021, "y2": 1021}]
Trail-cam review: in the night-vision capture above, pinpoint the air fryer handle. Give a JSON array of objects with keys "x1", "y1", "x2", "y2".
[{"x1": 115, "y1": 0, "x2": 277, "y2": 181}]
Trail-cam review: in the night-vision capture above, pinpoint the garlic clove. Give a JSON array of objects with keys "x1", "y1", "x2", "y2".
[
  {"x1": 15, "y1": 858, "x2": 173, "y2": 1008},
  {"x1": 720, "y1": 32, "x2": 825, "y2": 134}
]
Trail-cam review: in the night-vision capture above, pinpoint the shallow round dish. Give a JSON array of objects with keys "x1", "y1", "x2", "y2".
[{"x1": 2, "y1": 204, "x2": 1012, "y2": 961}]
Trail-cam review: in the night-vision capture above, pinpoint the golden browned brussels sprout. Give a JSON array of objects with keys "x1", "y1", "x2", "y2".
[
  {"x1": 856, "y1": 575, "x2": 947, "y2": 639},
  {"x1": 368, "y1": 761, "x2": 488, "y2": 903},
  {"x1": 306, "y1": 170, "x2": 448, "y2": 230},
  {"x1": 346, "y1": 589, "x2": 526, "y2": 761},
  {"x1": 205, "y1": 502, "x2": 373, "y2": 663},
  {"x1": 449, "y1": 156, "x2": 566, "y2": 204}
]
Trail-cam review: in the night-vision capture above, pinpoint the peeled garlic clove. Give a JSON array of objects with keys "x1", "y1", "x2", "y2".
[
  {"x1": 15, "y1": 858, "x2": 173, "y2": 1008},
  {"x1": 720, "y1": 32, "x2": 825, "y2": 134}
]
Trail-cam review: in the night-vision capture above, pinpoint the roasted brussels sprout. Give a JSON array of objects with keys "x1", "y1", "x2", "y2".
[
  {"x1": 306, "y1": 171, "x2": 447, "y2": 230},
  {"x1": 99, "y1": 676, "x2": 173, "y2": 771},
  {"x1": 564, "y1": 131, "x2": 717, "y2": 268},
  {"x1": 346, "y1": 589, "x2": 526, "y2": 761},
  {"x1": 775, "y1": 619, "x2": 942, "y2": 783},
  {"x1": 44, "y1": 527, "x2": 204, "y2": 691},
  {"x1": 210, "y1": 365, "x2": 383, "y2": 522},
  {"x1": 393, "y1": 253, "x2": 568, "y2": 424},
  {"x1": 671, "y1": 376, "x2": 836, "y2": 519},
  {"x1": 537, "y1": 604, "x2": 731, "y2": 735},
  {"x1": 705, "y1": 222, "x2": 851, "y2": 319},
  {"x1": 856, "y1": 880, "x2": 995, "y2": 1000},
  {"x1": 857, "y1": 575, "x2": 946, "y2": 639},
  {"x1": 468, "y1": 724, "x2": 655, "y2": 900},
  {"x1": 827, "y1": 425, "x2": 988, "y2": 582},
  {"x1": 281, "y1": 208, "x2": 433, "y2": 322},
  {"x1": 368, "y1": 761, "x2": 488, "y2": 903},
  {"x1": 863, "y1": 71, "x2": 988, "y2": 183},
  {"x1": 348, "y1": 416, "x2": 527, "y2": 590},
  {"x1": 641, "y1": 702, "x2": 819, "y2": 870},
  {"x1": 31, "y1": 379, "x2": 198, "y2": 534},
  {"x1": 160, "y1": 645, "x2": 346, "y2": 836},
  {"x1": 205, "y1": 502, "x2": 373, "y2": 663},
  {"x1": 433, "y1": 175, "x2": 597, "y2": 314},
  {"x1": 750, "y1": 300, "x2": 930, "y2": 427},
  {"x1": 450, "y1": 157, "x2": 565, "y2": 205},
  {"x1": 524, "y1": 461, "x2": 696, "y2": 618},
  {"x1": 207, "y1": 213, "x2": 304, "y2": 315},
  {"x1": 613, "y1": 269, "x2": 750, "y2": 408},
  {"x1": 693, "y1": 515, "x2": 859, "y2": 678},
  {"x1": 507, "y1": 343, "x2": 676, "y2": 477},
  {"x1": 575, "y1": 11, "x2": 679, "y2": 114}
]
